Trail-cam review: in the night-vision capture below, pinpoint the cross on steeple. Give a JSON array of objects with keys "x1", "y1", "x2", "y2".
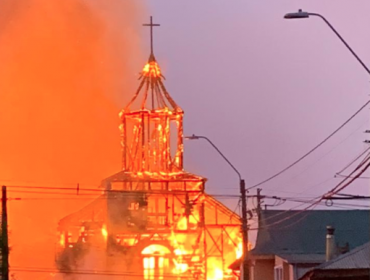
[{"x1": 143, "y1": 16, "x2": 160, "y2": 56}]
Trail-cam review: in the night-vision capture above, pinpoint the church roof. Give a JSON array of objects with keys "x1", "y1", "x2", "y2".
[
  {"x1": 59, "y1": 195, "x2": 106, "y2": 229},
  {"x1": 123, "y1": 54, "x2": 182, "y2": 112},
  {"x1": 101, "y1": 170, "x2": 206, "y2": 185},
  {"x1": 124, "y1": 16, "x2": 181, "y2": 113}
]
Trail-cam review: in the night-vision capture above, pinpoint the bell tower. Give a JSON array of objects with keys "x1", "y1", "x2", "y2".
[{"x1": 119, "y1": 16, "x2": 184, "y2": 174}]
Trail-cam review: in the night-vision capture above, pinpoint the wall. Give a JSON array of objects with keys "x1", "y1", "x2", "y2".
[
  {"x1": 252, "y1": 259, "x2": 275, "y2": 280},
  {"x1": 275, "y1": 256, "x2": 291, "y2": 280}
]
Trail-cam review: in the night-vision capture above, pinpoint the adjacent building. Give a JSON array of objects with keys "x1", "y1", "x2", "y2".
[
  {"x1": 299, "y1": 241, "x2": 370, "y2": 280},
  {"x1": 248, "y1": 210, "x2": 370, "y2": 280}
]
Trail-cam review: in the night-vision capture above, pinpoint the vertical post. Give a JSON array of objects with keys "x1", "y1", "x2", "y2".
[
  {"x1": 122, "y1": 117, "x2": 127, "y2": 170},
  {"x1": 257, "y1": 188, "x2": 262, "y2": 221},
  {"x1": 150, "y1": 16, "x2": 154, "y2": 55},
  {"x1": 1, "y1": 186, "x2": 9, "y2": 280},
  {"x1": 240, "y1": 179, "x2": 249, "y2": 280},
  {"x1": 201, "y1": 202, "x2": 207, "y2": 280}
]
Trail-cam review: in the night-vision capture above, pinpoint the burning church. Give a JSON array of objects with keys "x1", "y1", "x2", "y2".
[{"x1": 56, "y1": 17, "x2": 242, "y2": 280}]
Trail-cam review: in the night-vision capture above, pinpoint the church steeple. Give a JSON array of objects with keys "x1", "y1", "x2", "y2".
[{"x1": 119, "y1": 17, "x2": 184, "y2": 174}]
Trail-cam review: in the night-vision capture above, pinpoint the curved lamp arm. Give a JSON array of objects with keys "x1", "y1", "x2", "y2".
[{"x1": 284, "y1": 10, "x2": 370, "y2": 75}]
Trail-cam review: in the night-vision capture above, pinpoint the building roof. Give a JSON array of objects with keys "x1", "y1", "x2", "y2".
[
  {"x1": 277, "y1": 253, "x2": 326, "y2": 264},
  {"x1": 251, "y1": 210, "x2": 370, "y2": 257},
  {"x1": 101, "y1": 170, "x2": 206, "y2": 186},
  {"x1": 123, "y1": 54, "x2": 181, "y2": 112},
  {"x1": 59, "y1": 195, "x2": 107, "y2": 229},
  {"x1": 298, "y1": 242, "x2": 370, "y2": 280},
  {"x1": 318, "y1": 242, "x2": 370, "y2": 270}
]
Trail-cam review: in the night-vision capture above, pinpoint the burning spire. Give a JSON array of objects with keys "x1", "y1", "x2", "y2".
[{"x1": 119, "y1": 16, "x2": 184, "y2": 174}]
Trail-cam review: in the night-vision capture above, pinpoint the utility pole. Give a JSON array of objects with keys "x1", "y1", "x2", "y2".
[
  {"x1": 256, "y1": 188, "x2": 262, "y2": 218},
  {"x1": 1, "y1": 186, "x2": 9, "y2": 280},
  {"x1": 184, "y1": 135, "x2": 249, "y2": 280},
  {"x1": 240, "y1": 179, "x2": 249, "y2": 280}
]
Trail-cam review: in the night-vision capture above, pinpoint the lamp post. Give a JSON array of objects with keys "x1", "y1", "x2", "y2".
[
  {"x1": 184, "y1": 134, "x2": 249, "y2": 280},
  {"x1": 284, "y1": 9, "x2": 370, "y2": 76}
]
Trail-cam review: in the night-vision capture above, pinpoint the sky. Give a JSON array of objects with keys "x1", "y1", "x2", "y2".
[
  {"x1": 0, "y1": 0, "x2": 369, "y2": 278},
  {"x1": 145, "y1": 0, "x2": 370, "y2": 210}
]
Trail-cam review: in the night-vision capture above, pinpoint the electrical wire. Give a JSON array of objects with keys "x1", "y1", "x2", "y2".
[
  {"x1": 10, "y1": 267, "x2": 191, "y2": 278},
  {"x1": 252, "y1": 149, "x2": 370, "y2": 230},
  {"x1": 336, "y1": 146, "x2": 370, "y2": 175},
  {"x1": 327, "y1": 159, "x2": 370, "y2": 197},
  {"x1": 278, "y1": 119, "x2": 369, "y2": 189},
  {"x1": 335, "y1": 174, "x2": 370, "y2": 179},
  {"x1": 247, "y1": 99, "x2": 370, "y2": 190},
  {"x1": 4, "y1": 185, "x2": 242, "y2": 199}
]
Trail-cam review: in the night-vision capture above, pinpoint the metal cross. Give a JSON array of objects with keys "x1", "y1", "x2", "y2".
[{"x1": 143, "y1": 16, "x2": 160, "y2": 55}]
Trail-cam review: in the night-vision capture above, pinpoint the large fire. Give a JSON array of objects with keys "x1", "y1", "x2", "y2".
[
  {"x1": 52, "y1": 15, "x2": 244, "y2": 280},
  {"x1": 57, "y1": 190, "x2": 244, "y2": 280}
]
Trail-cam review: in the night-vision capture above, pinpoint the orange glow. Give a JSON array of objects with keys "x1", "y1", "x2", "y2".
[
  {"x1": 102, "y1": 224, "x2": 108, "y2": 240},
  {"x1": 176, "y1": 213, "x2": 199, "y2": 231},
  {"x1": 142, "y1": 244, "x2": 171, "y2": 255},
  {"x1": 51, "y1": 10, "x2": 241, "y2": 280},
  {"x1": 172, "y1": 259, "x2": 189, "y2": 274},
  {"x1": 207, "y1": 258, "x2": 224, "y2": 280},
  {"x1": 214, "y1": 268, "x2": 224, "y2": 280},
  {"x1": 59, "y1": 233, "x2": 65, "y2": 247},
  {"x1": 176, "y1": 217, "x2": 187, "y2": 230},
  {"x1": 142, "y1": 61, "x2": 162, "y2": 77},
  {"x1": 228, "y1": 231, "x2": 245, "y2": 259},
  {"x1": 142, "y1": 245, "x2": 170, "y2": 280},
  {"x1": 0, "y1": 0, "x2": 144, "y2": 277},
  {"x1": 236, "y1": 241, "x2": 243, "y2": 259}
]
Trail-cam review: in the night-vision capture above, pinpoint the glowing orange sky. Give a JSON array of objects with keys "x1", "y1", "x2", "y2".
[{"x1": 0, "y1": 0, "x2": 145, "y2": 277}]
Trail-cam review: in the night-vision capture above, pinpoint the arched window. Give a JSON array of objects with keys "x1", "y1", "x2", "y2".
[{"x1": 142, "y1": 244, "x2": 171, "y2": 280}]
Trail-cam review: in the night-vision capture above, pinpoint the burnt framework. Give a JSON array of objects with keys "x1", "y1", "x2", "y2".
[{"x1": 56, "y1": 17, "x2": 242, "y2": 280}]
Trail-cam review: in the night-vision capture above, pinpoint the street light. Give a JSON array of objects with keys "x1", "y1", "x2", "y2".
[
  {"x1": 184, "y1": 134, "x2": 249, "y2": 280},
  {"x1": 284, "y1": 9, "x2": 370, "y2": 76}
]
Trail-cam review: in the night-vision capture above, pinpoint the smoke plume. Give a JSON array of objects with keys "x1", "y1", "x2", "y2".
[{"x1": 0, "y1": 0, "x2": 145, "y2": 278}]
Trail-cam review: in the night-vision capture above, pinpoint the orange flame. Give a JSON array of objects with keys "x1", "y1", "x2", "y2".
[
  {"x1": 142, "y1": 61, "x2": 161, "y2": 77},
  {"x1": 59, "y1": 233, "x2": 65, "y2": 247},
  {"x1": 101, "y1": 224, "x2": 108, "y2": 240},
  {"x1": 207, "y1": 258, "x2": 224, "y2": 280}
]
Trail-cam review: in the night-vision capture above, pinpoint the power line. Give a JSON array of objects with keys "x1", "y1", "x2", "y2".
[
  {"x1": 5, "y1": 185, "x2": 241, "y2": 198},
  {"x1": 247, "y1": 99, "x2": 370, "y2": 190},
  {"x1": 263, "y1": 195, "x2": 370, "y2": 207},
  {"x1": 10, "y1": 267, "x2": 191, "y2": 278},
  {"x1": 336, "y1": 146, "x2": 370, "y2": 175},
  {"x1": 5, "y1": 186, "x2": 247, "y2": 201},
  {"x1": 335, "y1": 174, "x2": 370, "y2": 179},
  {"x1": 279, "y1": 119, "x2": 369, "y2": 190},
  {"x1": 326, "y1": 158, "x2": 370, "y2": 197}
]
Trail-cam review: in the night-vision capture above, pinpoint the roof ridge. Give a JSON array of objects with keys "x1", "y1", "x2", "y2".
[{"x1": 318, "y1": 241, "x2": 370, "y2": 269}]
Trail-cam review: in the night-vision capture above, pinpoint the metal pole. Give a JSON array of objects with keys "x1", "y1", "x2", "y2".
[
  {"x1": 308, "y1": 13, "x2": 370, "y2": 76},
  {"x1": 2, "y1": 186, "x2": 9, "y2": 280},
  {"x1": 184, "y1": 135, "x2": 249, "y2": 280},
  {"x1": 240, "y1": 179, "x2": 249, "y2": 280}
]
